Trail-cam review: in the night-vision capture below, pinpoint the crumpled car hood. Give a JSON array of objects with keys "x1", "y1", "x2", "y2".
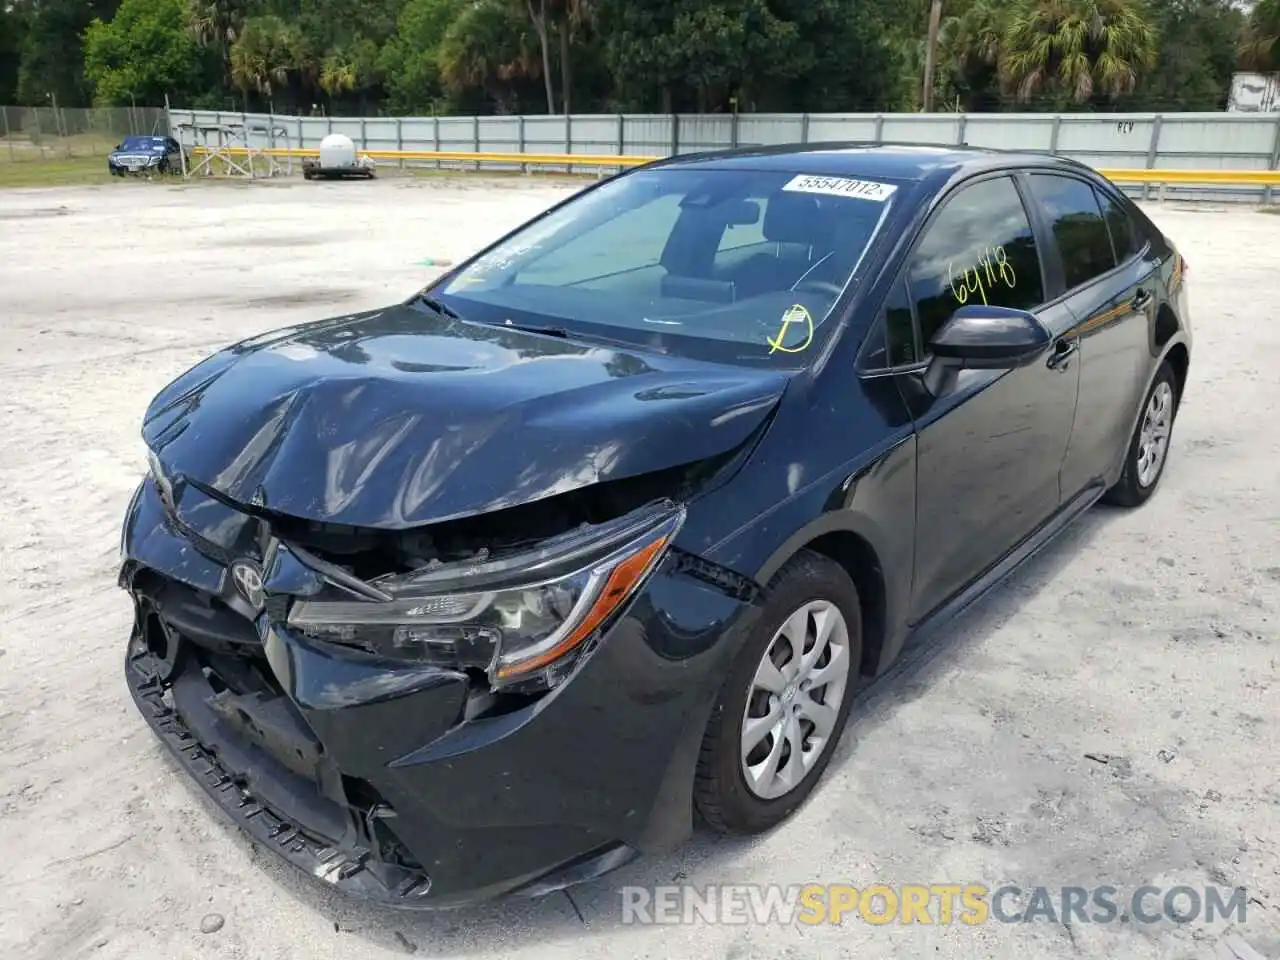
[{"x1": 142, "y1": 302, "x2": 792, "y2": 529}]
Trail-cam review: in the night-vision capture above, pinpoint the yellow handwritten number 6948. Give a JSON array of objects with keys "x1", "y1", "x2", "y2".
[{"x1": 948, "y1": 244, "x2": 1017, "y2": 306}]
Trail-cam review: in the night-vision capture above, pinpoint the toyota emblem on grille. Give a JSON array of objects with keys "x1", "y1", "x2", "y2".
[{"x1": 230, "y1": 559, "x2": 265, "y2": 612}]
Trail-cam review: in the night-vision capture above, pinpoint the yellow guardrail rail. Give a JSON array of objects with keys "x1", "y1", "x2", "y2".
[
  {"x1": 1099, "y1": 167, "x2": 1280, "y2": 185},
  {"x1": 188, "y1": 146, "x2": 1280, "y2": 185},
  {"x1": 190, "y1": 145, "x2": 655, "y2": 167}
]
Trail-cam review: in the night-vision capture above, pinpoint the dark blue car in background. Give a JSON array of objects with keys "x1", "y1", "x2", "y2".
[
  {"x1": 118, "y1": 143, "x2": 1192, "y2": 908},
  {"x1": 108, "y1": 135, "x2": 184, "y2": 176}
]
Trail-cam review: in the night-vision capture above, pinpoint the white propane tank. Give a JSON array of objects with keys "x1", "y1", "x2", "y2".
[{"x1": 318, "y1": 133, "x2": 357, "y2": 169}]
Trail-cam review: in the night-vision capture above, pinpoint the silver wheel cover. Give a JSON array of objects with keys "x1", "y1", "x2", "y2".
[
  {"x1": 740, "y1": 599, "x2": 852, "y2": 800},
  {"x1": 1137, "y1": 380, "x2": 1174, "y2": 488}
]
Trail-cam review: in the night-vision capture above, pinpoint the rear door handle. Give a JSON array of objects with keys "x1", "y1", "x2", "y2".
[
  {"x1": 1046, "y1": 337, "x2": 1079, "y2": 371},
  {"x1": 1132, "y1": 288, "x2": 1152, "y2": 311}
]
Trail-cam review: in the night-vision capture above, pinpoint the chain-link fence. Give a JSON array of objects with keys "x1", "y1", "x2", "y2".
[{"x1": 0, "y1": 106, "x2": 168, "y2": 162}]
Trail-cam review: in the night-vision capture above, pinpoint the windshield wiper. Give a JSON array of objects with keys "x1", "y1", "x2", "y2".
[
  {"x1": 414, "y1": 293, "x2": 462, "y2": 320},
  {"x1": 416, "y1": 297, "x2": 638, "y2": 349},
  {"x1": 499, "y1": 320, "x2": 569, "y2": 338},
  {"x1": 416, "y1": 294, "x2": 566, "y2": 338}
]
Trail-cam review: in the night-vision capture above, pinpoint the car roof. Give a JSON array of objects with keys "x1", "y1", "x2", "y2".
[{"x1": 650, "y1": 142, "x2": 1091, "y2": 184}]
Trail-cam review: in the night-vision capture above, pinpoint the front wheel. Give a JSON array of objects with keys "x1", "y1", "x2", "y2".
[
  {"x1": 1102, "y1": 360, "x2": 1180, "y2": 507},
  {"x1": 694, "y1": 550, "x2": 862, "y2": 834}
]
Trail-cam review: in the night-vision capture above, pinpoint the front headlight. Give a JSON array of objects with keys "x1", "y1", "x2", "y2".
[{"x1": 287, "y1": 500, "x2": 685, "y2": 691}]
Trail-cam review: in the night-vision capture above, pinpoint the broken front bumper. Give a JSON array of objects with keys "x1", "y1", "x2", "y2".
[{"x1": 120, "y1": 477, "x2": 758, "y2": 908}]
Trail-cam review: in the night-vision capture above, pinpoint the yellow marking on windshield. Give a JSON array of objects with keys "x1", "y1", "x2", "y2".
[{"x1": 767, "y1": 304, "x2": 814, "y2": 354}]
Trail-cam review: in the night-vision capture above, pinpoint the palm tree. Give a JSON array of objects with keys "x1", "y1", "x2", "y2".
[
  {"x1": 188, "y1": 0, "x2": 247, "y2": 71},
  {"x1": 319, "y1": 53, "x2": 360, "y2": 97},
  {"x1": 943, "y1": 0, "x2": 1004, "y2": 69},
  {"x1": 940, "y1": 0, "x2": 1006, "y2": 109},
  {"x1": 1239, "y1": 0, "x2": 1280, "y2": 71},
  {"x1": 440, "y1": 0, "x2": 542, "y2": 111},
  {"x1": 1000, "y1": 0, "x2": 1156, "y2": 105},
  {"x1": 228, "y1": 16, "x2": 297, "y2": 98}
]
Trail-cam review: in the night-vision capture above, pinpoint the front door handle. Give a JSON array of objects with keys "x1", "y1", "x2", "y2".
[
  {"x1": 1046, "y1": 337, "x2": 1079, "y2": 371},
  {"x1": 1132, "y1": 288, "x2": 1152, "y2": 311}
]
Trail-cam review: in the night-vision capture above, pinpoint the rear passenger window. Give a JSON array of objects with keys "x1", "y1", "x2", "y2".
[
  {"x1": 1095, "y1": 189, "x2": 1137, "y2": 262},
  {"x1": 1027, "y1": 174, "x2": 1117, "y2": 289},
  {"x1": 907, "y1": 176, "x2": 1045, "y2": 349}
]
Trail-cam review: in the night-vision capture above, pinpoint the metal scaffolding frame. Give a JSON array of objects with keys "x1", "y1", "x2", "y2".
[
  {"x1": 247, "y1": 121, "x2": 294, "y2": 177},
  {"x1": 175, "y1": 121, "x2": 293, "y2": 179}
]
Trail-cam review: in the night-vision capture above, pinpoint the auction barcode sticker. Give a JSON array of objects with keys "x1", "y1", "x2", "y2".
[{"x1": 782, "y1": 174, "x2": 897, "y2": 202}]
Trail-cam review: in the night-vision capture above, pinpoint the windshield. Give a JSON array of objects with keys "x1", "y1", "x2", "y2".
[
  {"x1": 435, "y1": 167, "x2": 899, "y2": 364},
  {"x1": 121, "y1": 136, "x2": 166, "y2": 150}
]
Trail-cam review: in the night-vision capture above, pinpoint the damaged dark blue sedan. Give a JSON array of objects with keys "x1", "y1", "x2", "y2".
[{"x1": 120, "y1": 144, "x2": 1192, "y2": 907}]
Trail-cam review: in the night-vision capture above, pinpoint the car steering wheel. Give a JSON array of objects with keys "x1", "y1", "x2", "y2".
[{"x1": 791, "y1": 279, "x2": 844, "y2": 298}]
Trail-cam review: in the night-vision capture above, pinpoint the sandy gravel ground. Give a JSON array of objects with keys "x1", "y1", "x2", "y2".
[{"x1": 0, "y1": 175, "x2": 1277, "y2": 960}]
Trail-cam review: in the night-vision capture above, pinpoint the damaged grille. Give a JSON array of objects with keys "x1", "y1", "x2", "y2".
[
  {"x1": 265, "y1": 451, "x2": 737, "y2": 582},
  {"x1": 133, "y1": 570, "x2": 261, "y2": 656},
  {"x1": 127, "y1": 646, "x2": 433, "y2": 904}
]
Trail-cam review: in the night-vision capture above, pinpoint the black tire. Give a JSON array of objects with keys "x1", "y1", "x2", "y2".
[
  {"x1": 694, "y1": 550, "x2": 862, "y2": 835},
  {"x1": 1102, "y1": 360, "x2": 1180, "y2": 508}
]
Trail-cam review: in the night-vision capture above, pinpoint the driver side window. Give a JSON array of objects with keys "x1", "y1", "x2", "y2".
[{"x1": 906, "y1": 176, "x2": 1045, "y2": 354}]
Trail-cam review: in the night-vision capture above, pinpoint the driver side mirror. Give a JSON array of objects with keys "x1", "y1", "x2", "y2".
[
  {"x1": 922, "y1": 304, "x2": 1051, "y2": 394},
  {"x1": 930, "y1": 304, "x2": 1050, "y2": 369}
]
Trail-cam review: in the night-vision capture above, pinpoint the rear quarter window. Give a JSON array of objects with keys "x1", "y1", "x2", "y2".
[{"x1": 1094, "y1": 188, "x2": 1138, "y2": 262}]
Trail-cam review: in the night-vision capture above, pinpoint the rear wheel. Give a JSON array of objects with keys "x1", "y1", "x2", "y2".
[
  {"x1": 1103, "y1": 360, "x2": 1179, "y2": 507},
  {"x1": 694, "y1": 550, "x2": 861, "y2": 834}
]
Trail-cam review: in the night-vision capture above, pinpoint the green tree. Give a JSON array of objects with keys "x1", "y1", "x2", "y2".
[
  {"x1": 1240, "y1": 0, "x2": 1280, "y2": 71},
  {"x1": 187, "y1": 0, "x2": 249, "y2": 72},
  {"x1": 669, "y1": 1, "x2": 804, "y2": 112},
  {"x1": 764, "y1": 0, "x2": 901, "y2": 112},
  {"x1": 1000, "y1": 0, "x2": 1157, "y2": 107},
  {"x1": 303, "y1": 0, "x2": 399, "y2": 105},
  {"x1": 228, "y1": 14, "x2": 301, "y2": 99},
  {"x1": 521, "y1": 0, "x2": 557, "y2": 113},
  {"x1": 598, "y1": 0, "x2": 901, "y2": 114},
  {"x1": 438, "y1": 0, "x2": 543, "y2": 112},
  {"x1": 593, "y1": 0, "x2": 682, "y2": 110},
  {"x1": 84, "y1": 0, "x2": 205, "y2": 105},
  {"x1": 16, "y1": 0, "x2": 121, "y2": 106},
  {"x1": 940, "y1": 0, "x2": 1007, "y2": 110},
  {"x1": 0, "y1": 2, "x2": 29, "y2": 104},
  {"x1": 550, "y1": 0, "x2": 592, "y2": 114},
  {"x1": 379, "y1": 0, "x2": 463, "y2": 112},
  {"x1": 1131, "y1": 0, "x2": 1239, "y2": 109}
]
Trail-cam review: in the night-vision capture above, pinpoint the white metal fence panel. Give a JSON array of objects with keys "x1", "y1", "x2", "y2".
[{"x1": 161, "y1": 106, "x2": 1280, "y2": 200}]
